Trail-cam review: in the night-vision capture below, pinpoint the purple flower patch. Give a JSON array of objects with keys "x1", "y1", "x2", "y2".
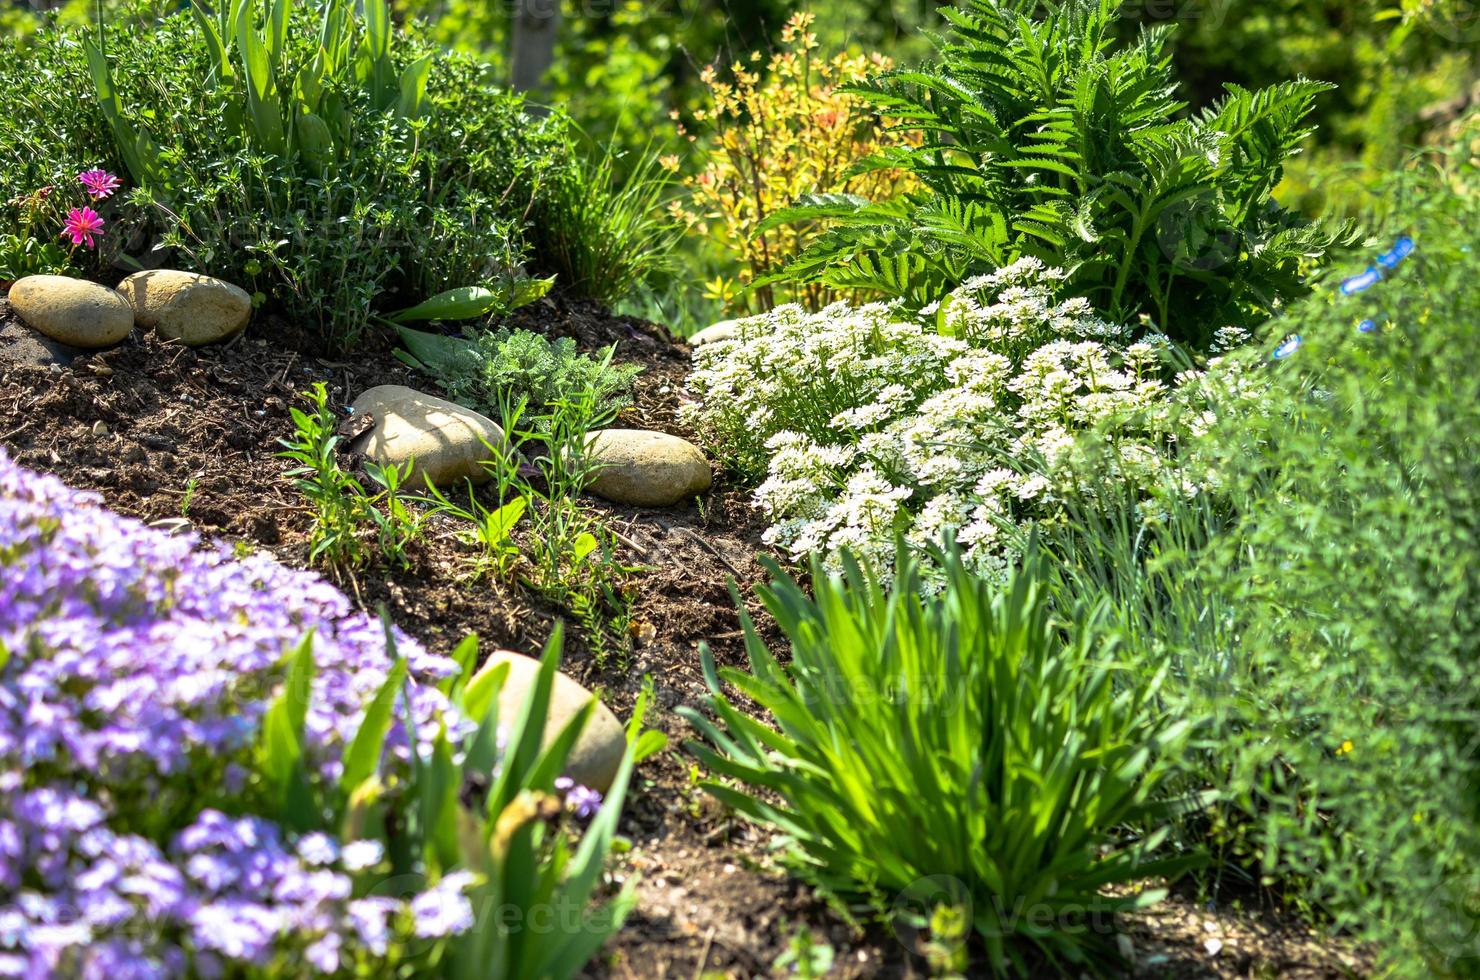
[{"x1": 0, "y1": 451, "x2": 478, "y2": 975}]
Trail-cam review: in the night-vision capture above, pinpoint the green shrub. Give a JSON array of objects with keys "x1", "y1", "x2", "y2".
[
  {"x1": 1028, "y1": 144, "x2": 1480, "y2": 975},
  {"x1": 681, "y1": 544, "x2": 1199, "y2": 976},
  {"x1": 758, "y1": 0, "x2": 1347, "y2": 346},
  {"x1": 0, "y1": 12, "x2": 573, "y2": 349},
  {"x1": 1194, "y1": 153, "x2": 1480, "y2": 974}
]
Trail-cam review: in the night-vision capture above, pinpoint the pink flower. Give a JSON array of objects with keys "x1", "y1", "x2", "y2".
[
  {"x1": 77, "y1": 169, "x2": 122, "y2": 201},
  {"x1": 61, "y1": 207, "x2": 106, "y2": 249}
]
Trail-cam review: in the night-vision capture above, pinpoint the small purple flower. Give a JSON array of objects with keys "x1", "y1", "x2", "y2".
[
  {"x1": 0, "y1": 449, "x2": 494, "y2": 975},
  {"x1": 554, "y1": 776, "x2": 604, "y2": 819},
  {"x1": 410, "y1": 873, "x2": 476, "y2": 939}
]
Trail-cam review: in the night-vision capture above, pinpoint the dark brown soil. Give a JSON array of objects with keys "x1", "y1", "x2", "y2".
[{"x1": 0, "y1": 290, "x2": 1370, "y2": 979}]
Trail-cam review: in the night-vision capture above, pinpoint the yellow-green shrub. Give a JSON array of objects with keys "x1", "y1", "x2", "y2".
[{"x1": 666, "y1": 12, "x2": 916, "y2": 314}]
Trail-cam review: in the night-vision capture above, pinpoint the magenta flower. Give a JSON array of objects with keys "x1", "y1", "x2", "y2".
[
  {"x1": 78, "y1": 168, "x2": 122, "y2": 200},
  {"x1": 61, "y1": 207, "x2": 106, "y2": 249}
]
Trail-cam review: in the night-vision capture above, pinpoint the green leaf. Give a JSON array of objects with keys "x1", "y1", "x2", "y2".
[
  {"x1": 295, "y1": 112, "x2": 334, "y2": 175},
  {"x1": 339, "y1": 656, "x2": 406, "y2": 796},
  {"x1": 256, "y1": 631, "x2": 319, "y2": 829},
  {"x1": 83, "y1": 40, "x2": 163, "y2": 188},
  {"x1": 462, "y1": 659, "x2": 511, "y2": 727},
  {"x1": 392, "y1": 325, "x2": 474, "y2": 374},
  {"x1": 571, "y1": 532, "x2": 599, "y2": 564},
  {"x1": 389, "y1": 286, "x2": 511, "y2": 324},
  {"x1": 396, "y1": 52, "x2": 434, "y2": 119}
]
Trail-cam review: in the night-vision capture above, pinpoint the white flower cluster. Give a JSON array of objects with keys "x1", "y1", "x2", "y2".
[{"x1": 683, "y1": 258, "x2": 1226, "y2": 579}]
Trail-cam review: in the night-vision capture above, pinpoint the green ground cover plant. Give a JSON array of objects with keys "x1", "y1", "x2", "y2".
[
  {"x1": 682, "y1": 543, "x2": 1199, "y2": 976},
  {"x1": 400, "y1": 325, "x2": 640, "y2": 427}
]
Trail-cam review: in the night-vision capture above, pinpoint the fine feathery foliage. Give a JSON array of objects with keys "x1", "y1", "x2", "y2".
[
  {"x1": 399, "y1": 326, "x2": 641, "y2": 428},
  {"x1": 680, "y1": 543, "x2": 1201, "y2": 977},
  {"x1": 756, "y1": 0, "x2": 1350, "y2": 345},
  {"x1": 1022, "y1": 143, "x2": 1480, "y2": 976},
  {"x1": 1184, "y1": 150, "x2": 1480, "y2": 974}
]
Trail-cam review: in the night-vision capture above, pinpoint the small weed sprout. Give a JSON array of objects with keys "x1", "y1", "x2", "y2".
[{"x1": 278, "y1": 383, "x2": 423, "y2": 571}]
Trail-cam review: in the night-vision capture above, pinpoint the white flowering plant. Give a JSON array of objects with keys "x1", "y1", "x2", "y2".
[{"x1": 683, "y1": 259, "x2": 1238, "y2": 577}]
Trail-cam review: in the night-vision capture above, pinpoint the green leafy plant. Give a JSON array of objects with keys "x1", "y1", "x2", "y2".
[
  {"x1": 84, "y1": 0, "x2": 432, "y2": 187},
  {"x1": 1016, "y1": 143, "x2": 1480, "y2": 976},
  {"x1": 278, "y1": 381, "x2": 422, "y2": 569},
  {"x1": 401, "y1": 325, "x2": 641, "y2": 430},
  {"x1": 1182, "y1": 149, "x2": 1480, "y2": 973},
  {"x1": 757, "y1": 0, "x2": 1348, "y2": 345},
  {"x1": 681, "y1": 543, "x2": 1200, "y2": 976},
  {"x1": 270, "y1": 618, "x2": 664, "y2": 978},
  {"x1": 493, "y1": 378, "x2": 638, "y2": 656},
  {"x1": 422, "y1": 482, "x2": 529, "y2": 582},
  {"x1": 2, "y1": 13, "x2": 575, "y2": 349}
]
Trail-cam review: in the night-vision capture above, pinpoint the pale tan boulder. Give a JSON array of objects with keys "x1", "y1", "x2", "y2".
[
  {"x1": 585, "y1": 429, "x2": 712, "y2": 507},
  {"x1": 348, "y1": 385, "x2": 513, "y2": 491},
  {"x1": 117, "y1": 270, "x2": 251, "y2": 346},
  {"x1": 8, "y1": 275, "x2": 132, "y2": 349},
  {"x1": 485, "y1": 650, "x2": 626, "y2": 793}
]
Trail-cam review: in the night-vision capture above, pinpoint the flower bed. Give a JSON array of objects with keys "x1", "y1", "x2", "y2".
[
  {"x1": 0, "y1": 449, "x2": 477, "y2": 976},
  {"x1": 682, "y1": 259, "x2": 1221, "y2": 578}
]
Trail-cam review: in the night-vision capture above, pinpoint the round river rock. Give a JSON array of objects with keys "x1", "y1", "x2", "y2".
[
  {"x1": 484, "y1": 650, "x2": 626, "y2": 793},
  {"x1": 7, "y1": 275, "x2": 133, "y2": 349},
  {"x1": 585, "y1": 429, "x2": 712, "y2": 507},
  {"x1": 117, "y1": 270, "x2": 252, "y2": 346},
  {"x1": 348, "y1": 385, "x2": 513, "y2": 491}
]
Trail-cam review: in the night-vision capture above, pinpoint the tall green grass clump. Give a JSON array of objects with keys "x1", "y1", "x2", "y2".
[{"x1": 682, "y1": 544, "x2": 1199, "y2": 976}]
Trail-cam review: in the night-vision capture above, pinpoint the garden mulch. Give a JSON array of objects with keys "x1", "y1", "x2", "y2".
[{"x1": 0, "y1": 290, "x2": 1371, "y2": 978}]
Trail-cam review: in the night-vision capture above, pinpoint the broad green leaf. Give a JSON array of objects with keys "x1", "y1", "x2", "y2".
[
  {"x1": 390, "y1": 287, "x2": 510, "y2": 324},
  {"x1": 339, "y1": 657, "x2": 406, "y2": 795}
]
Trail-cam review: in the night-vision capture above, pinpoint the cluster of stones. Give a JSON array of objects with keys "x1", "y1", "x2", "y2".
[
  {"x1": 346, "y1": 386, "x2": 712, "y2": 787},
  {"x1": 7, "y1": 270, "x2": 251, "y2": 349},
  {"x1": 348, "y1": 385, "x2": 712, "y2": 507}
]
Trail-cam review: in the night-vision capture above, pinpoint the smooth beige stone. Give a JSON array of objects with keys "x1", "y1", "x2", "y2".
[
  {"x1": 117, "y1": 270, "x2": 252, "y2": 347},
  {"x1": 486, "y1": 650, "x2": 626, "y2": 793},
  {"x1": 8, "y1": 275, "x2": 132, "y2": 349},
  {"x1": 585, "y1": 428, "x2": 712, "y2": 507},
  {"x1": 349, "y1": 385, "x2": 513, "y2": 491}
]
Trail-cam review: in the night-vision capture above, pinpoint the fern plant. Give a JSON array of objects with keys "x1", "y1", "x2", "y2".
[{"x1": 757, "y1": 0, "x2": 1350, "y2": 346}]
